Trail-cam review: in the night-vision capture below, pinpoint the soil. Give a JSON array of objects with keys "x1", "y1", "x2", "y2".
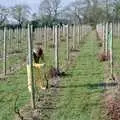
[{"x1": 104, "y1": 73, "x2": 120, "y2": 120}]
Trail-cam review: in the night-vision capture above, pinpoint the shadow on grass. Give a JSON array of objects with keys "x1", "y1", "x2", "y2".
[{"x1": 51, "y1": 82, "x2": 118, "y2": 90}]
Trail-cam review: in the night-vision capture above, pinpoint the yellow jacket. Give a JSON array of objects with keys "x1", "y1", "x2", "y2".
[{"x1": 27, "y1": 63, "x2": 46, "y2": 93}]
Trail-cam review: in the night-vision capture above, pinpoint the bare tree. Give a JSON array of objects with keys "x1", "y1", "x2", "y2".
[
  {"x1": 62, "y1": 0, "x2": 107, "y2": 25},
  {"x1": 62, "y1": 0, "x2": 86, "y2": 24},
  {"x1": 39, "y1": 0, "x2": 61, "y2": 20},
  {"x1": 0, "y1": 5, "x2": 9, "y2": 25},
  {"x1": 52, "y1": 0, "x2": 61, "y2": 19},
  {"x1": 39, "y1": 0, "x2": 52, "y2": 17},
  {"x1": 10, "y1": 4, "x2": 31, "y2": 26}
]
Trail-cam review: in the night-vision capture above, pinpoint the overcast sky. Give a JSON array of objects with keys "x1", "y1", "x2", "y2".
[{"x1": 0, "y1": 0, "x2": 73, "y2": 13}]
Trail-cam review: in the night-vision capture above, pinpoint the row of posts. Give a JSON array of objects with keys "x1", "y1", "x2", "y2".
[
  {"x1": 28, "y1": 24, "x2": 91, "y2": 109},
  {"x1": 1, "y1": 24, "x2": 91, "y2": 76},
  {"x1": 1, "y1": 24, "x2": 91, "y2": 109},
  {"x1": 96, "y1": 22, "x2": 113, "y2": 78}
]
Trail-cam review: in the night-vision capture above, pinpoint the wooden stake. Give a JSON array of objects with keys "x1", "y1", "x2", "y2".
[
  {"x1": 53, "y1": 26, "x2": 55, "y2": 45},
  {"x1": 66, "y1": 25, "x2": 69, "y2": 61},
  {"x1": 80, "y1": 24, "x2": 82, "y2": 41},
  {"x1": 78, "y1": 25, "x2": 80, "y2": 46},
  {"x1": 105, "y1": 22, "x2": 108, "y2": 56},
  {"x1": 55, "y1": 26, "x2": 59, "y2": 70},
  {"x1": 102, "y1": 23, "x2": 105, "y2": 52},
  {"x1": 17, "y1": 27, "x2": 19, "y2": 49},
  {"x1": 44, "y1": 26, "x2": 47, "y2": 49},
  {"x1": 63, "y1": 25, "x2": 65, "y2": 39},
  {"x1": 109, "y1": 23, "x2": 113, "y2": 78},
  {"x1": 31, "y1": 25, "x2": 33, "y2": 40},
  {"x1": 27, "y1": 24, "x2": 35, "y2": 109},
  {"x1": 72, "y1": 24, "x2": 75, "y2": 49},
  {"x1": 39, "y1": 28, "x2": 41, "y2": 43},
  {"x1": 59, "y1": 25, "x2": 61, "y2": 42},
  {"x1": 3, "y1": 27, "x2": 7, "y2": 76}
]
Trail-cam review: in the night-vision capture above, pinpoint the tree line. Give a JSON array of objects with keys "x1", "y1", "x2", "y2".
[{"x1": 0, "y1": 0, "x2": 120, "y2": 28}]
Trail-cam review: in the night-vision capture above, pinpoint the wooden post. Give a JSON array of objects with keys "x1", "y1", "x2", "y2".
[
  {"x1": 40, "y1": 28, "x2": 42, "y2": 46},
  {"x1": 78, "y1": 25, "x2": 80, "y2": 46},
  {"x1": 10, "y1": 29, "x2": 12, "y2": 51},
  {"x1": 109, "y1": 23, "x2": 113, "y2": 78},
  {"x1": 27, "y1": 24, "x2": 35, "y2": 109},
  {"x1": 39, "y1": 28, "x2": 41, "y2": 42},
  {"x1": 80, "y1": 24, "x2": 82, "y2": 41},
  {"x1": 55, "y1": 26, "x2": 59, "y2": 70},
  {"x1": 42, "y1": 28, "x2": 44, "y2": 47},
  {"x1": 8, "y1": 28, "x2": 10, "y2": 51},
  {"x1": 41, "y1": 28, "x2": 43, "y2": 46},
  {"x1": 66, "y1": 25, "x2": 69, "y2": 61},
  {"x1": 17, "y1": 27, "x2": 19, "y2": 49},
  {"x1": 21, "y1": 27, "x2": 24, "y2": 41},
  {"x1": 102, "y1": 23, "x2": 105, "y2": 52},
  {"x1": 53, "y1": 26, "x2": 55, "y2": 45},
  {"x1": 19, "y1": 28, "x2": 21, "y2": 49},
  {"x1": 47, "y1": 27, "x2": 49, "y2": 42},
  {"x1": 63, "y1": 25, "x2": 65, "y2": 39},
  {"x1": 59, "y1": 25, "x2": 61, "y2": 42},
  {"x1": 34, "y1": 28, "x2": 36, "y2": 41},
  {"x1": 72, "y1": 24, "x2": 75, "y2": 49},
  {"x1": 3, "y1": 27, "x2": 7, "y2": 76},
  {"x1": 44, "y1": 26, "x2": 47, "y2": 49},
  {"x1": 12, "y1": 29, "x2": 14, "y2": 51},
  {"x1": 37, "y1": 28, "x2": 38, "y2": 41},
  {"x1": 31, "y1": 25, "x2": 33, "y2": 41},
  {"x1": 105, "y1": 22, "x2": 108, "y2": 56}
]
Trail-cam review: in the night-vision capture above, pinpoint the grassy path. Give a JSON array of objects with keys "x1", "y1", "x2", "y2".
[{"x1": 50, "y1": 31, "x2": 105, "y2": 120}]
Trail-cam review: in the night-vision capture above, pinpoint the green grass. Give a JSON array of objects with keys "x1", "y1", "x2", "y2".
[
  {"x1": 0, "y1": 29, "x2": 74, "y2": 120},
  {"x1": 113, "y1": 36, "x2": 120, "y2": 74},
  {"x1": 0, "y1": 27, "x2": 92, "y2": 120},
  {"x1": 0, "y1": 30, "x2": 29, "y2": 120},
  {"x1": 0, "y1": 67, "x2": 30, "y2": 120},
  {"x1": 50, "y1": 31, "x2": 105, "y2": 120}
]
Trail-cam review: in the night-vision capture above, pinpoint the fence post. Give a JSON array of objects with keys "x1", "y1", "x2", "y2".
[
  {"x1": 80, "y1": 24, "x2": 82, "y2": 41},
  {"x1": 44, "y1": 26, "x2": 47, "y2": 49},
  {"x1": 3, "y1": 27, "x2": 7, "y2": 76},
  {"x1": 53, "y1": 26, "x2": 55, "y2": 45},
  {"x1": 27, "y1": 24, "x2": 35, "y2": 109},
  {"x1": 103, "y1": 23, "x2": 106, "y2": 53},
  {"x1": 78, "y1": 25, "x2": 80, "y2": 46},
  {"x1": 109, "y1": 23, "x2": 113, "y2": 78},
  {"x1": 17, "y1": 27, "x2": 19, "y2": 49},
  {"x1": 72, "y1": 24, "x2": 75, "y2": 49},
  {"x1": 55, "y1": 26, "x2": 59, "y2": 70},
  {"x1": 105, "y1": 22, "x2": 108, "y2": 56},
  {"x1": 66, "y1": 25, "x2": 69, "y2": 61}
]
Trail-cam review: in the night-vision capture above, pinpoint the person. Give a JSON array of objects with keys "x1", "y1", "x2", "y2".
[{"x1": 27, "y1": 47, "x2": 48, "y2": 93}]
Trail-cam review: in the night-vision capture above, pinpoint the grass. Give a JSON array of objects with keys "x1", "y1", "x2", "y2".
[
  {"x1": 50, "y1": 31, "x2": 105, "y2": 120},
  {"x1": 0, "y1": 29, "x2": 73, "y2": 120},
  {"x1": 113, "y1": 36, "x2": 120, "y2": 75},
  {"x1": 0, "y1": 67, "x2": 30, "y2": 120},
  {"x1": 0, "y1": 27, "x2": 91, "y2": 120}
]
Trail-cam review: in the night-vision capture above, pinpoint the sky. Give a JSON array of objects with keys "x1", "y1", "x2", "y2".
[{"x1": 0, "y1": 0, "x2": 73, "y2": 13}]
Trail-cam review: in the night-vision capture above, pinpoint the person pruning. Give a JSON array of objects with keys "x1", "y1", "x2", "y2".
[{"x1": 27, "y1": 47, "x2": 48, "y2": 93}]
